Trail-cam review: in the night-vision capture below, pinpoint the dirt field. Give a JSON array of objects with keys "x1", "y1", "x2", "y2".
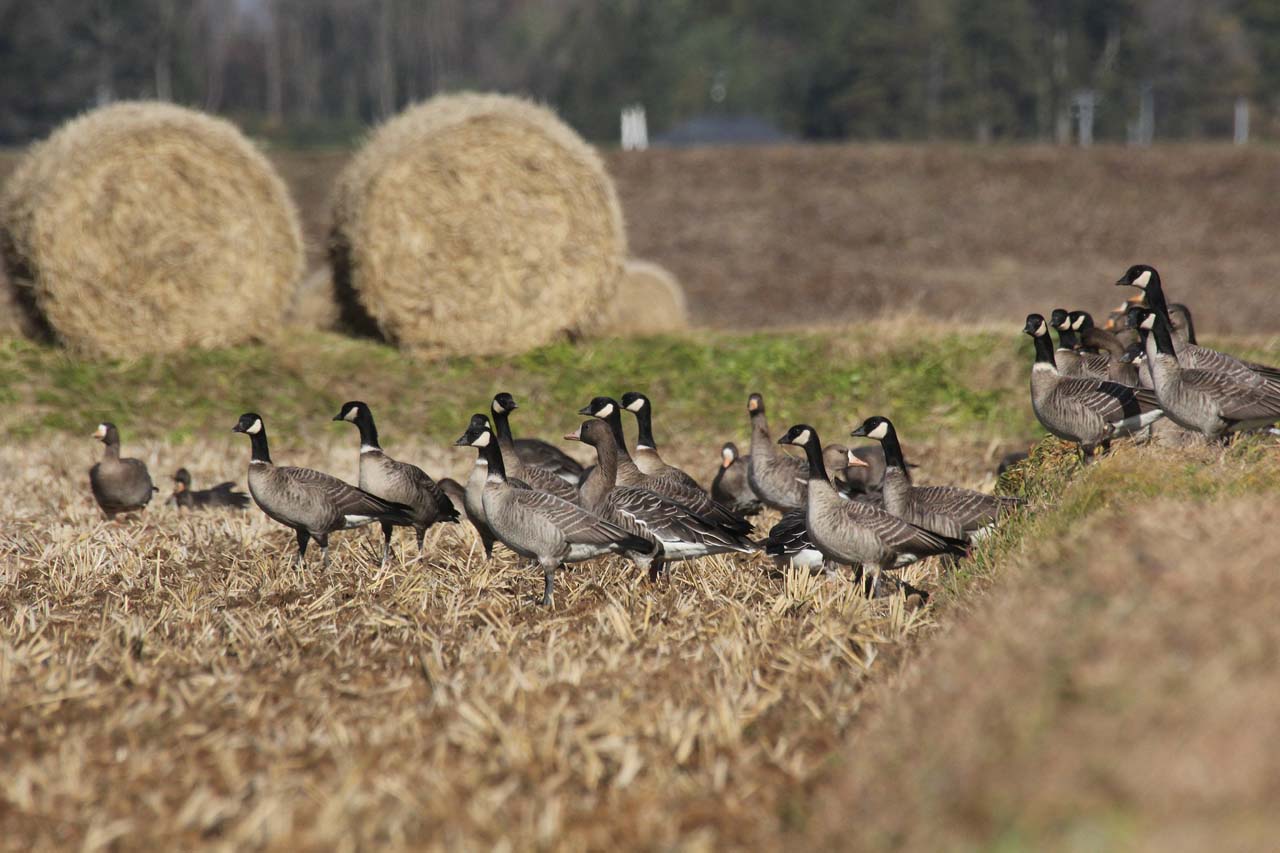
[{"x1": 6, "y1": 144, "x2": 1280, "y2": 335}]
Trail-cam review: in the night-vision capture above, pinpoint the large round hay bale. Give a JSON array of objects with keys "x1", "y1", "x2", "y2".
[
  {"x1": 0, "y1": 102, "x2": 302, "y2": 356},
  {"x1": 598, "y1": 259, "x2": 689, "y2": 336},
  {"x1": 331, "y1": 92, "x2": 625, "y2": 355}
]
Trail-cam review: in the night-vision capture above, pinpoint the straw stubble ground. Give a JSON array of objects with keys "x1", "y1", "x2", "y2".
[{"x1": 0, "y1": 437, "x2": 954, "y2": 850}]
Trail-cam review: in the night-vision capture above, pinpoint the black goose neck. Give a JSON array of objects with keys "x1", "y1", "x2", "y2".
[
  {"x1": 799, "y1": 430, "x2": 828, "y2": 481},
  {"x1": 492, "y1": 408, "x2": 515, "y2": 446},
  {"x1": 604, "y1": 412, "x2": 633, "y2": 461},
  {"x1": 879, "y1": 427, "x2": 907, "y2": 471},
  {"x1": 1056, "y1": 328, "x2": 1079, "y2": 350},
  {"x1": 1032, "y1": 333, "x2": 1057, "y2": 367},
  {"x1": 1150, "y1": 313, "x2": 1177, "y2": 357},
  {"x1": 249, "y1": 429, "x2": 271, "y2": 464},
  {"x1": 1144, "y1": 275, "x2": 1171, "y2": 323},
  {"x1": 355, "y1": 410, "x2": 380, "y2": 449},
  {"x1": 479, "y1": 436, "x2": 507, "y2": 479},
  {"x1": 634, "y1": 406, "x2": 657, "y2": 450}
]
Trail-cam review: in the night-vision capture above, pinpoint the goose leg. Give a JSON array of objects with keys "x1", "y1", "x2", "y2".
[
  {"x1": 380, "y1": 522, "x2": 394, "y2": 567},
  {"x1": 415, "y1": 526, "x2": 427, "y2": 554},
  {"x1": 648, "y1": 557, "x2": 666, "y2": 583},
  {"x1": 316, "y1": 533, "x2": 330, "y2": 570},
  {"x1": 295, "y1": 529, "x2": 310, "y2": 568},
  {"x1": 541, "y1": 558, "x2": 558, "y2": 608}
]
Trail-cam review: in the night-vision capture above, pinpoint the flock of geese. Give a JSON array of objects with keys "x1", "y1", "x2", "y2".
[{"x1": 84, "y1": 263, "x2": 1278, "y2": 607}]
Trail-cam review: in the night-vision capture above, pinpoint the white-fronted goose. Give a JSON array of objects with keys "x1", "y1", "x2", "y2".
[
  {"x1": 333, "y1": 401, "x2": 459, "y2": 563},
  {"x1": 1135, "y1": 309, "x2": 1280, "y2": 439},
  {"x1": 1024, "y1": 314, "x2": 1164, "y2": 458},
  {"x1": 168, "y1": 468, "x2": 250, "y2": 510},
  {"x1": 580, "y1": 396, "x2": 753, "y2": 535},
  {"x1": 745, "y1": 392, "x2": 808, "y2": 511},
  {"x1": 710, "y1": 442, "x2": 762, "y2": 516},
  {"x1": 489, "y1": 393, "x2": 580, "y2": 502},
  {"x1": 232, "y1": 413, "x2": 415, "y2": 568},
  {"x1": 454, "y1": 416, "x2": 651, "y2": 607},
  {"x1": 777, "y1": 423, "x2": 967, "y2": 597},
  {"x1": 851, "y1": 416, "x2": 1021, "y2": 541},
  {"x1": 89, "y1": 423, "x2": 155, "y2": 518},
  {"x1": 568, "y1": 419, "x2": 755, "y2": 580}
]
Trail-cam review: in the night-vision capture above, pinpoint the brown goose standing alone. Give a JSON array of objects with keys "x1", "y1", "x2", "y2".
[
  {"x1": 232, "y1": 413, "x2": 416, "y2": 569},
  {"x1": 168, "y1": 468, "x2": 250, "y2": 510},
  {"x1": 333, "y1": 401, "x2": 459, "y2": 564},
  {"x1": 89, "y1": 423, "x2": 155, "y2": 518},
  {"x1": 710, "y1": 442, "x2": 762, "y2": 516}
]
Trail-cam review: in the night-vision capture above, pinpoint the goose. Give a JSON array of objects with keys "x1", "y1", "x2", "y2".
[
  {"x1": 745, "y1": 392, "x2": 808, "y2": 511},
  {"x1": 455, "y1": 413, "x2": 508, "y2": 559},
  {"x1": 89, "y1": 422, "x2": 155, "y2": 518},
  {"x1": 168, "y1": 468, "x2": 250, "y2": 510},
  {"x1": 777, "y1": 423, "x2": 967, "y2": 597},
  {"x1": 567, "y1": 419, "x2": 756, "y2": 580},
  {"x1": 231, "y1": 413, "x2": 416, "y2": 568},
  {"x1": 850, "y1": 416, "x2": 1021, "y2": 541},
  {"x1": 489, "y1": 393, "x2": 580, "y2": 501},
  {"x1": 333, "y1": 401, "x2": 459, "y2": 564},
  {"x1": 710, "y1": 442, "x2": 762, "y2": 516},
  {"x1": 620, "y1": 391, "x2": 702, "y2": 485},
  {"x1": 1133, "y1": 309, "x2": 1280, "y2": 439},
  {"x1": 454, "y1": 415, "x2": 651, "y2": 607},
  {"x1": 1023, "y1": 314, "x2": 1164, "y2": 458},
  {"x1": 490, "y1": 391, "x2": 585, "y2": 483},
  {"x1": 580, "y1": 396, "x2": 753, "y2": 534},
  {"x1": 1115, "y1": 264, "x2": 1280, "y2": 385},
  {"x1": 831, "y1": 445, "x2": 895, "y2": 500},
  {"x1": 1050, "y1": 308, "x2": 1087, "y2": 378}
]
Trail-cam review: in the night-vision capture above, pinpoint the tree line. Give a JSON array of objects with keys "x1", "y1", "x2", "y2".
[{"x1": 1, "y1": 0, "x2": 1277, "y2": 145}]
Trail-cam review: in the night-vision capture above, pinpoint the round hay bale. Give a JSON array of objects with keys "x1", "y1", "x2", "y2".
[
  {"x1": 284, "y1": 266, "x2": 341, "y2": 331},
  {"x1": 0, "y1": 102, "x2": 303, "y2": 356},
  {"x1": 331, "y1": 92, "x2": 625, "y2": 355},
  {"x1": 598, "y1": 259, "x2": 688, "y2": 336}
]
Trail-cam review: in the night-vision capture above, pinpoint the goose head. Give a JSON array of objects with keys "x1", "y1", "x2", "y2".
[
  {"x1": 92, "y1": 422, "x2": 119, "y2": 444},
  {"x1": 620, "y1": 391, "x2": 650, "y2": 414},
  {"x1": 333, "y1": 401, "x2": 368, "y2": 423},
  {"x1": 454, "y1": 414, "x2": 494, "y2": 447},
  {"x1": 231, "y1": 413, "x2": 264, "y2": 435},
  {"x1": 1023, "y1": 314, "x2": 1049, "y2": 338},
  {"x1": 578, "y1": 396, "x2": 620, "y2": 420},
  {"x1": 777, "y1": 424, "x2": 817, "y2": 447},
  {"x1": 1050, "y1": 308, "x2": 1071, "y2": 331},
  {"x1": 1116, "y1": 264, "x2": 1158, "y2": 290},
  {"x1": 721, "y1": 442, "x2": 738, "y2": 468},
  {"x1": 564, "y1": 419, "x2": 611, "y2": 447},
  {"x1": 1070, "y1": 311, "x2": 1094, "y2": 332},
  {"x1": 173, "y1": 468, "x2": 192, "y2": 492},
  {"x1": 850, "y1": 416, "x2": 893, "y2": 442},
  {"x1": 747, "y1": 393, "x2": 765, "y2": 415},
  {"x1": 491, "y1": 392, "x2": 518, "y2": 415}
]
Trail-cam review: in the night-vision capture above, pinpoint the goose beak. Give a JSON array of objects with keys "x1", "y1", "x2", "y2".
[
  {"x1": 850, "y1": 425, "x2": 868, "y2": 438},
  {"x1": 576, "y1": 405, "x2": 594, "y2": 416},
  {"x1": 331, "y1": 413, "x2": 344, "y2": 421},
  {"x1": 92, "y1": 425, "x2": 106, "y2": 439},
  {"x1": 231, "y1": 424, "x2": 245, "y2": 434},
  {"x1": 846, "y1": 453, "x2": 870, "y2": 468},
  {"x1": 721, "y1": 452, "x2": 733, "y2": 469},
  {"x1": 452, "y1": 433, "x2": 471, "y2": 446},
  {"x1": 776, "y1": 436, "x2": 790, "y2": 445},
  {"x1": 563, "y1": 428, "x2": 582, "y2": 442}
]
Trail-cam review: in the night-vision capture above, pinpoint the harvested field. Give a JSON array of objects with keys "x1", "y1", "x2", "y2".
[
  {"x1": 6, "y1": 144, "x2": 1280, "y2": 335},
  {"x1": 3, "y1": 326, "x2": 1280, "y2": 848}
]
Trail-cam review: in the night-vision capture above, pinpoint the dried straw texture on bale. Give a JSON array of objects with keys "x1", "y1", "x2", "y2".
[
  {"x1": 331, "y1": 93, "x2": 625, "y2": 355},
  {"x1": 0, "y1": 102, "x2": 303, "y2": 356},
  {"x1": 284, "y1": 266, "x2": 341, "y2": 331},
  {"x1": 599, "y1": 258, "x2": 688, "y2": 336}
]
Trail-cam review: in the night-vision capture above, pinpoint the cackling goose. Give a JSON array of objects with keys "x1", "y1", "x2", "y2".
[
  {"x1": 490, "y1": 393, "x2": 580, "y2": 501},
  {"x1": 169, "y1": 468, "x2": 250, "y2": 510},
  {"x1": 89, "y1": 422, "x2": 155, "y2": 518}
]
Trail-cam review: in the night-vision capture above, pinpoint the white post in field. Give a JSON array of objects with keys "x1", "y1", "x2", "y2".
[
  {"x1": 1234, "y1": 97, "x2": 1249, "y2": 145},
  {"x1": 621, "y1": 105, "x2": 649, "y2": 151},
  {"x1": 1136, "y1": 83, "x2": 1154, "y2": 146},
  {"x1": 1072, "y1": 90, "x2": 1096, "y2": 147}
]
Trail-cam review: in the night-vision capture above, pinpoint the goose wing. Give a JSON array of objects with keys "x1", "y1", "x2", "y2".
[
  {"x1": 514, "y1": 438, "x2": 584, "y2": 479},
  {"x1": 610, "y1": 486, "x2": 755, "y2": 552},
  {"x1": 842, "y1": 499, "x2": 967, "y2": 557},
  {"x1": 763, "y1": 509, "x2": 812, "y2": 557},
  {"x1": 388, "y1": 457, "x2": 460, "y2": 521},
  {"x1": 1056, "y1": 377, "x2": 1159, "y2": 421},
  {"x1": 644, "y1": 470, "x2": 754, "y2": 535},
  {"x1": 1181, "y1": 369, "x2": 1280, "y2": 422},
  {"x1": 278, "y1": 466, "x2": 414, "y2": 523},
  {"x1": 911, "y1": 485, "x2": 1019, "y2": 529},
  {"x1": 510, "y1": 488, "x2": 649, "y2": 550},
  {"x1": 514, "y1": 463, "x2": 579, "y2": 502}
]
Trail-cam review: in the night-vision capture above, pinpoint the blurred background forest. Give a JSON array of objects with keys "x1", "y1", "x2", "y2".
[{"x1": 2, "y1": 0, "x2": 1280, "y2": 146}]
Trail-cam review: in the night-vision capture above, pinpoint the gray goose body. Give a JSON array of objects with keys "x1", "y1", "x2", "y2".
[
  {"x1": 710, "y1": 443, "x2": 762, "y2": 516},
  {"x1": 571, "y1": 420, "x2": 755, "y2": 579},
  {"x1": 89, "y1": 423, "x2": 155, "y2": 517},
  {"x1": 852, "y1": 417, "x2": 1020, "y2": 542},
  {"x1": 169, "y1": 468, "x2": 250, "y2": 510},
  {"x1": 456, "y1": 416, "x2": 650, "y2": 607},
  {"x1": 1024, "y1": 315, "x2": 1163, "y2": 455},
  {"x1": 1140, "y1": 311, "x2": 1280, "y2": 438},
  {"x1": 745, "y1": 393, "x2": 808, "y2": 511},
  {"x1": 334, "y1": 402, "x2": 459, "y2": 562},
  {"x1": 779, "y1": 424, "x2": 966, "y2": 596},
  {"x1": 490, "y1": 393, "x2": 580, "y2": 503},
  {"x1": 513, "y1": 438, "x2": 584, "y2": 484},
  {"x1": 581, "y1": 397, "x2": 753, "y2": 535},
  {"x1": 232, "y1": 413, "x2": 415, "y2": 568},
  {"x1": 462, "y1": 456, "x2": 499, "y2": 558}
]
